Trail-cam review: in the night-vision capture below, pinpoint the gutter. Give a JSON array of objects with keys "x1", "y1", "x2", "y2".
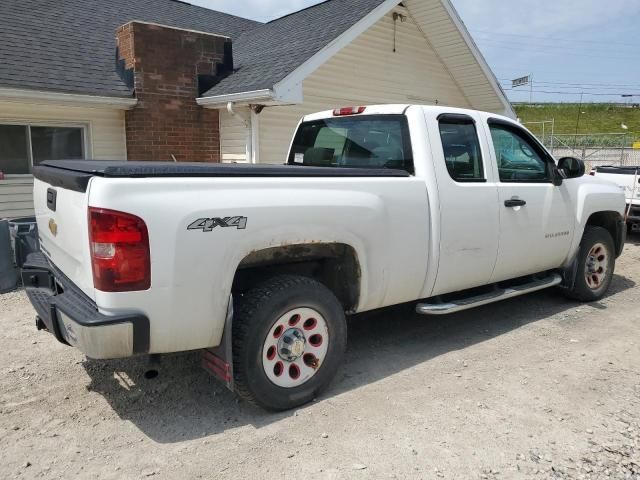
[
  {"x1": 197, "y1": 89, "x2": 274, "y2": 108},
  {"x1": 0, "y1": 87, "x2": 138, "y2": 109}
]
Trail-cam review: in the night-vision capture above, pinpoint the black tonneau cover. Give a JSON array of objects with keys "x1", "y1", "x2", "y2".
[
  {"x1": 34, "y1": 160, "x2": 410, "y2": 193},
  {"x1": 595, "y1": 165, "x2": 640, "y2": 175}
]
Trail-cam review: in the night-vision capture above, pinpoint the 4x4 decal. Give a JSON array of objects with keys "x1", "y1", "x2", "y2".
[{"x1": 188, "y1": 216, "x2": 248, "y2": 232}]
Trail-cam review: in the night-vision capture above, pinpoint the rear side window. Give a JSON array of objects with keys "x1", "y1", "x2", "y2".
[
  {"x1": 438, "y1": 115, "x2": 485, "y2": 183},
  {"x1": 289, "y1": 115, "x2": 414, "y2": 174}
]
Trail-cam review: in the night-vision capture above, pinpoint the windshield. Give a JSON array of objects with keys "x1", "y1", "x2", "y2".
[{"x1": 288, "y1": 115, "x2": 414, "y2": 174}]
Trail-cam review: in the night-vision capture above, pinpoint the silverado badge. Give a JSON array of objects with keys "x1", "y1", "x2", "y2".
[{"x1": 48, "y1": 218, "x2": 58, "y2": 237}]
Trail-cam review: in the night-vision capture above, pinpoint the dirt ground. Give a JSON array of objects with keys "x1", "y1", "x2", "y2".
[{"x1": 1, "y1": 235, "x2": 640, "y2": 480}]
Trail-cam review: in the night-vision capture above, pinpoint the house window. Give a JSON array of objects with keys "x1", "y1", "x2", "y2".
[{"x1": 0, "y1": 124, "x2": 86, "y2": 175}]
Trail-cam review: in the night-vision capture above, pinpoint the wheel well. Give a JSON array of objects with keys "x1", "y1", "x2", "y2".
[
  {"x1": 585, "y1": 211, "x2": 624, "y2": 256},
  {"x1": 232, "y1": 243, "x2": 361, "y2": 312}
]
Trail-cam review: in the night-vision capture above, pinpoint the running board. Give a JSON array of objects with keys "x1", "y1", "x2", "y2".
[{"x1": 416, "y1": 273, "x2": 563, "y2": 316}]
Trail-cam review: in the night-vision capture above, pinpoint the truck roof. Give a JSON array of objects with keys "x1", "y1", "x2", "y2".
[{"x1": 301, "y1": 104, "x2": 518, "y2": 124}]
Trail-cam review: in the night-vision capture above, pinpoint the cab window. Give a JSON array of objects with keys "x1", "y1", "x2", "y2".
[
  {"x1": 489, "y1": 123, "x2": 550, "y2": 183},
  {"x1": 438, "y1": 115, "x2": 485, "y2": 182},
  {"x1": 289, "y1": 115, "x2": 414, "y2": 174}
]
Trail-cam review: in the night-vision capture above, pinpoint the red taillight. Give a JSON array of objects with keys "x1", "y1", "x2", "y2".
[
  {"x1": 88, "y1": 207, "x2": 150, "y2": 292},
  {"x1": 333, "y1": 106, "x2": 366, "y2": 116}
]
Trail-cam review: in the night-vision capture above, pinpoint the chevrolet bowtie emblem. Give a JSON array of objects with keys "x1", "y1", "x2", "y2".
[{"x1": 48, "y1": 218, "x2": 58, "y2": 237}]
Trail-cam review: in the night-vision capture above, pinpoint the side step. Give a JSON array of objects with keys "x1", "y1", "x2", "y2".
[{"x1": 416, "y1": 273, "x2": 563, "y2": 316}]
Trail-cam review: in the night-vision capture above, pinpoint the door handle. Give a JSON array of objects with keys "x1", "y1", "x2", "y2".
[{"x1": 505, "y1": 198, "x2": 527, "y2": 208}]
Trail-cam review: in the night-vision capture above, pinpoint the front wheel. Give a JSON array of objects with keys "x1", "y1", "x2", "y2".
[
  {"x1": 563, "y1": 226, "x2": 615, "y2": 302},
  {"x1": 232, "y1": 275, "x2": 347, "y2": 411}
]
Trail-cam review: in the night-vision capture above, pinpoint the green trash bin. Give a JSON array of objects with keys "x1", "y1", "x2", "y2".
[
  {"x1": 0, "y1": 219, "x2": 18, "y2": 293},
  {"x1": 9, "y1": 217, "x2": 40, "y2": 269}
]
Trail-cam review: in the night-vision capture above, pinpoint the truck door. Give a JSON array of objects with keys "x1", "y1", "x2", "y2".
[
  {"x1": 485, "y1": 118, "x2": 575, "y2": 283},
  {"x1": 430, "y1": 112, "x2": 500, "y2": 296}
]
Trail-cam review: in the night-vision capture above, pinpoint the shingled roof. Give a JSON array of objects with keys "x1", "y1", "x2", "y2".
[
  {"x1": 0, "y1": 0, "x2": 258, "y2": 98},
  {"x1": 201, "y1": 0, "x2": 389, "y2": 98},
  {"x1": 0, "y1": 0, "x2": 390, "y2": 100},
  {"x1": 0, "y1": 0, "x2": 512, "y2": 117}
]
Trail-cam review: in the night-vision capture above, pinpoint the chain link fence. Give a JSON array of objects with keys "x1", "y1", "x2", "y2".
[
  {"x1": 544, "y1": 134, "x2": 640, "y2": 171},
  {"x1": 523, "y1": 123, "x2": 640, "y2": 171}
]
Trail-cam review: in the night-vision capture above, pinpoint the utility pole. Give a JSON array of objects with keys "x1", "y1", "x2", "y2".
[{"x1": 574, "y1": 92, "x2": 584, "y2": 148}]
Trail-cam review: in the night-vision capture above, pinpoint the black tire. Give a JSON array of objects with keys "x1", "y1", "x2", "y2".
[
  {"x1": 563, "y1": 226, "x2": 615, "y2": 302},
  {"x1": 232, "y1": 275, "x2": 347, "y2": 411}
]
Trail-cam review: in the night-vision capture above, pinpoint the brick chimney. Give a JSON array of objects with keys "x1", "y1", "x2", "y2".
[{"x1": 116, "y1": 21, "x2": 232, "y2": 162}]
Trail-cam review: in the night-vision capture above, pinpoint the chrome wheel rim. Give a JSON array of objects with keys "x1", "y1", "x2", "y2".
[
  {"x1": 262, "y1": 307, "x2": 329, "y2": 388},
  {"x1": 585, "y1": 242, "x2": 609, "y2": 290}
]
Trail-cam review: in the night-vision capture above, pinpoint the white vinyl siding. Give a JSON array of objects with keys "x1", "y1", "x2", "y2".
[
  {"x1": 0, "y1": 176, "x2": 34, "y2": 218},
  {"x1": 256, "y1": 8, "x2": 470, "y2": 164},
  {"x1": 0, "y1": 99, "x2": 127, "y2": 219},
  {"x1": 219, "y1": 108, "x2": 249, "y2": 163}
]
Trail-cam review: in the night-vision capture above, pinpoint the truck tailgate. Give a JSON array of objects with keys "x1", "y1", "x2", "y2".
[{"x1": 33, "y1": 177, "x2": 95, "y2": 301}]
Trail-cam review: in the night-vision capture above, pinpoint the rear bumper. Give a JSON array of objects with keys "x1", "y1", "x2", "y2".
[{"x1": 21, "y1": 252, "x2": 149, "y2": 359}]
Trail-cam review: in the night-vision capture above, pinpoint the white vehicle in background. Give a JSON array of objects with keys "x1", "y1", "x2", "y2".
[
  {"x1": 22, "y1": 105, "x2": 626, "y2": 410},
  {"x1": 591, "y1": 165, "x2": 640, "y2": 232}
]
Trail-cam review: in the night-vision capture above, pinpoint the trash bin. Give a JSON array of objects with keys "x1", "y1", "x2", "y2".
[
  {"x1": 0, "y1": 219, "x2": 18, "y2": 293},
  {"x1": 9, "y1": 217, "x2": 40, "y2": 269}
]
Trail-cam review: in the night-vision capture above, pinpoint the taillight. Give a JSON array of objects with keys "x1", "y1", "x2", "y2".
[
  {"x1": 333, "y1": 106, "x2": 366, "y2": 116},
  {"x1": 88, "y1": 207, "x2": 150, "y2": 292}
]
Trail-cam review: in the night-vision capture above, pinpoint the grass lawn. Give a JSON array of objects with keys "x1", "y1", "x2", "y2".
[{"x1": 514, "y1": 103, "x2": 640, "y2": 146}]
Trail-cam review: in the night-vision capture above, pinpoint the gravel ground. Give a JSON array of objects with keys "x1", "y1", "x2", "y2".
[{"x1": 1, "y1": 235, "x2": 640, "y2": 480}]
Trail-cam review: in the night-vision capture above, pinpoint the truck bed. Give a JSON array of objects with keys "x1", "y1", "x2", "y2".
[
  {"x1": 594, "y1": 166, "x2": 640, "y2": 175},
  {"x1": 34, "y1": 160, "x2": 410, "y2": 193},
  {"x1": 592, "y1": 165, "x2": 640, "y2": 211}
]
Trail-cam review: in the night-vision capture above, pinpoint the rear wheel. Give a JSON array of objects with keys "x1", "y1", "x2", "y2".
[
  {"x1": 232, "y1": 275, "x2": 347, "y2": 411},
  {"x1": 564, "y1": 226, "x2": 615, "y2": 302}
]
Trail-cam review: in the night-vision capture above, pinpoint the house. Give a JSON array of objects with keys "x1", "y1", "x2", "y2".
[{"x1": 0, "y1": 0, "x2": 514, "y2": 218}]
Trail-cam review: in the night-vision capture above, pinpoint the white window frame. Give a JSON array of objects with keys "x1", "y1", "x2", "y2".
[{"x1": 0, "y1": 120, "x2": 90, "y2": 178}]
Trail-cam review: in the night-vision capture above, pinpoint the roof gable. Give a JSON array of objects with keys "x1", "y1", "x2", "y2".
[
  {"x1": 0, "y1": 0, "x2": 513, "y2": 117},
  {"x1": 405, "y1": 0, "x2": 514, "y2": 116},
  {"x1": 201, "y1": 0, "x2": 513, "y2": 117}
]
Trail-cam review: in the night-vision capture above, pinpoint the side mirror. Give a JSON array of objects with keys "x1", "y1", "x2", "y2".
[
  {"x1": 557, "y1": 157, "x2": 586, "y2": 179},
  {"x1": 551, "y1": 167, "x2": 563, "y2": 186}
]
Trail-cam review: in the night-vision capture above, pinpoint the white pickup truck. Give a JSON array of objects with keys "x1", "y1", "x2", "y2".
[
  {"x1": 22, "y1": 105, "x2": 626, "y2": 410},
  {"x1": 591, "y1": 165, "x2": 640, "y2": 232}
]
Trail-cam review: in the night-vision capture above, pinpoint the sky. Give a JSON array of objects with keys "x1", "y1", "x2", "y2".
[{"x1": 188, "y1": 0, "x2": 640, "y2": 104}]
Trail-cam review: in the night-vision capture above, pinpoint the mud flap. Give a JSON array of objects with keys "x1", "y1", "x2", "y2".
[
  {"x1": 202, "y1": 295, "x2": 235, "y2": 392},
  {"x1": 615, "y1": 218, "x2": 627, "y2": 257},
  {"x1": 560, "y1": 257, "x2": 579, "y2": 291}
]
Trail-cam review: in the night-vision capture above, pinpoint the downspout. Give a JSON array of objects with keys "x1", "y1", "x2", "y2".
[
  {"x1": 250, "y1": 108, "x2": 260, "y2": 164},
  {"x1": 226, "y1": 102, "x2": 255, "y2": 164}
]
